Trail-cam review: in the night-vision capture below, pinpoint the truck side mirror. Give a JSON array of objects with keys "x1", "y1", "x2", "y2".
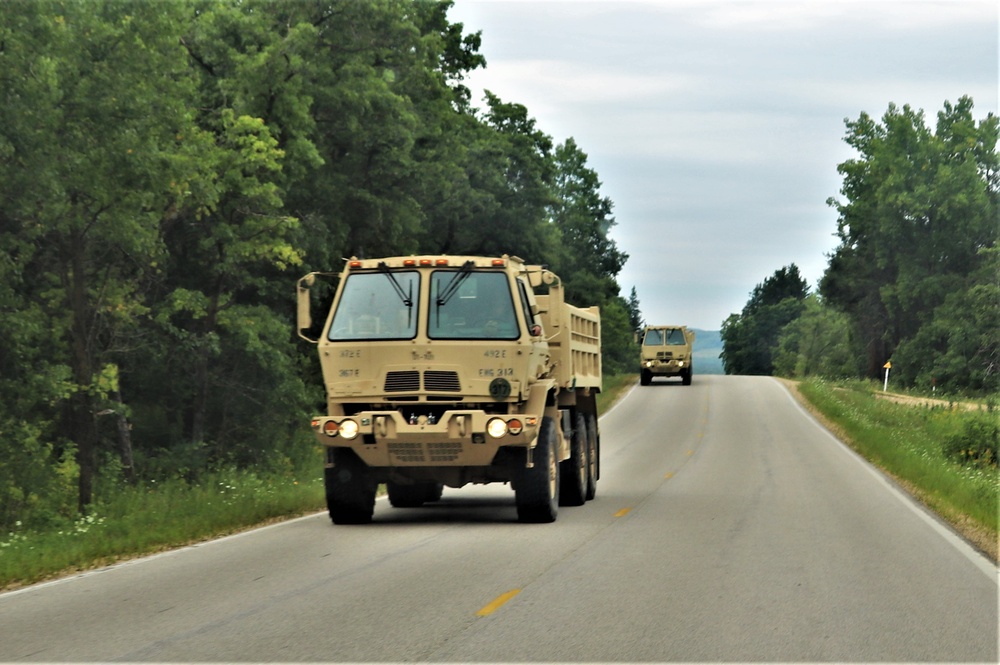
[{"x1": 297, "y1": 273, "x2": 318, "y2": 343}]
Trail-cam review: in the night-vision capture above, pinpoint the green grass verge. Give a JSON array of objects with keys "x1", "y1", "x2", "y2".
[
  {"x1": 2, "y1": 375, "x2": 640, "y2": 590},
  {"x1": 598, "y1": 373, "x2": 637, "y2": 414},
  {"x1": 1, "y1": 469, "x2": 325, "y2": 590},
  {"x1": 794, "y1": 378, "x2": 998, "y2": 561}
]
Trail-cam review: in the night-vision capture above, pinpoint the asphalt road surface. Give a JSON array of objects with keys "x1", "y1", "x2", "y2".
[{"x1": 1, "y1": 375, "x2": 996, "y2": 662}]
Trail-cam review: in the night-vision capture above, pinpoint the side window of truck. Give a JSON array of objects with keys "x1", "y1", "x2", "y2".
[{"x1": 517, "y1": 279, "x2": 536, "y2": 331}]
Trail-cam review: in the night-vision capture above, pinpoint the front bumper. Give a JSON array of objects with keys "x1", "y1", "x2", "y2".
[
  {"x1": 641, "y1": 358, "x2": 690, "y2": 376},
  {"x1": 311, "y1": 410, "x2": 541, "y2": 467}
]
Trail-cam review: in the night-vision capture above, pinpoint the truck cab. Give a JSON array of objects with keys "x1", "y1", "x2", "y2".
[
  {"x1": 297, "y1": 255, "x2": 602, "y2": 524},
  {"x1": 639, "y1": 325, "x2": 694, "y2": 386}
]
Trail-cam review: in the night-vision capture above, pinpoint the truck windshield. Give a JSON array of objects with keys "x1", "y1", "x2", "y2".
[
  {"x1": 643, "y1": 329, "x2": 663, "y2": 345},
  {"x1": 644, "y1": 328, "x2": 685, "y2": 345},
  {"x1": 328, "y1": 271, "x2": 419, "y2": 341},
  {"x1": 666, "y1": 329, "x2": 686, "y2": 344},
  {"x1": 428, "y1": 271, "x2": 519, "y2": 340}
]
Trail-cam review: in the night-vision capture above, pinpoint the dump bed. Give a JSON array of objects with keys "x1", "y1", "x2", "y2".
[{"x1": 535, "y1": 293, "x2": 602, "y2": 393}]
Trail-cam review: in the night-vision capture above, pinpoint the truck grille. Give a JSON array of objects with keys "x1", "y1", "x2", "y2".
[
  {"x1": 424, "y1": 370, "x2": 461, "y2": 392},
  {"x1": 388, "y1": 441, "x2": 463, "y2": 463},
  {"x1": 656, "y1": 351, "x2": 673, "y2": 359},
  {"x1": 384, "y1": 370, "x2": 460, "y2": 393},
  {"x1": 385, "y1": 371, "x2": 420, "y2": 392}
]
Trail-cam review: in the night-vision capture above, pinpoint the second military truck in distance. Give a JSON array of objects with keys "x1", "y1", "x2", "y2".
[
  {"x1": 639, "y1": 325, "x2": 695, "y2": 386},
  {"x1": 297, "y1": 255, "x2": 602, "y2": 524}
]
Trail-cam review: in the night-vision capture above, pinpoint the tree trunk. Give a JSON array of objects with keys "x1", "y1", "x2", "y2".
[
  {"x1": 68, "y1": 237, "x2": 98, "y2": 511},
  {"x1": 109, "y1": 388, "x2": 137, "y2": 484}
]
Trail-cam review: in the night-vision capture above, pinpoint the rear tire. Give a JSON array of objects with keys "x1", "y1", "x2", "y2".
[
  {"x1": 387, "y1": 481, "x2": 427, "y2": 508},
  {"x1": 585, "y1": 413, "x2": 599, "y2": 501},
  {"x1": 516, "y1": 416, "x2": 559, "y2": 523},
  {"x1": 559, "y1": 412, "x2": 587, "y2": 506},
  {"x1": 325, "y1": 450, "x2": 376, "y2": 524},
  {"x1": 387, "y1": 481, "x2": 443, "y2": 507},
  {"x1": 424, "y1": 482, "x2": 444, "y2": 503}
]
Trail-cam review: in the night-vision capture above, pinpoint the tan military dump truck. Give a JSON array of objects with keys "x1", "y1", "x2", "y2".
[
  {"x1": 297, "y1": 255, "x2": 602, "y2": 524},
  {"x1": 639, "y1": 325, "x2": 695, "y2": 386}
]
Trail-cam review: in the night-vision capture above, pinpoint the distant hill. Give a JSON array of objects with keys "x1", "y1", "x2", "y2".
[{"x1": 691, "y1": 329, "x2": 725, "y2": 375}]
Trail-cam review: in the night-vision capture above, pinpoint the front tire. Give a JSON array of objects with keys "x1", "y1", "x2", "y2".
[
  {"x1": 640, "y1": 369, "x2": 651, "y2": 386},
  {"x1": 516, "y1": 416, "x2": 559, "y2": 523},
  {"x1": 325, "y1": 450, "x2": 376, "y2": 525}
]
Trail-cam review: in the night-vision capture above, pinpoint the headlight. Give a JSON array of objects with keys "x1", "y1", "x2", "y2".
[
  {"x1": 339, "y1": 419, "x2": 360, "y2": 440},
  {"x1": 486, "y1": 418, "x2": 508, "y2": 438}
]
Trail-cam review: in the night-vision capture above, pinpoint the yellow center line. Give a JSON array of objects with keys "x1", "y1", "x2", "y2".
[
  {"x1": 664, "y1": 472, "x2": 674, "y2": 479},
  {"x1": 614, "y1": 507, "x2": 632, "y2": 518},
  {"x1": 476, "y1": 589, "x2": 521, "y2": 617}
]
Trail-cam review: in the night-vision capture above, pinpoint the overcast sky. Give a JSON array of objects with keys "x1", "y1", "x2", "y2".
[{"x1": 446, "y1": 0, "x2": 998, "y2": 330}]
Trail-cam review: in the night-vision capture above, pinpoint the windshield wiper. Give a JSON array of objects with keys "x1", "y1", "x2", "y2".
[
  {"x1": 377, "y1": 262, "x2": 413, "y2": 307},
  {"x1": 436, "y1": 260, "x2": 475, "y2": 307}
]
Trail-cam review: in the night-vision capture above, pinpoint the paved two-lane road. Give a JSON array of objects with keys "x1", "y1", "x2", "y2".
[{"x1": 1, "y1": 375, "x2": 996, "y2": 661}]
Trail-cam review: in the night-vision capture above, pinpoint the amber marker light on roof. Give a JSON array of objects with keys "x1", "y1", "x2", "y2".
[
  {"x1": 403, "y1": 259, "x2": 416, "y2": 267},
  {"x1": 491, "y1": 258, "x2": 505, "y2": 267}
]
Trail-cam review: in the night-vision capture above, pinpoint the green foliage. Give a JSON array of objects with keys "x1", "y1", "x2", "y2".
[
  {"x1": 799, "y1": 379, "x2": 998, "y2": 539},
  {"x1": 891, "y1": 247, "x2": 1000, "y2": 393},
  {"x1": 0, "y1": 465, "x2": 324, "y2": 589},
  {"x1": 739, "y1": 98, "x2": 996, "y2": 391},
  {"x1": 942, "y1": 413, "x2": 999, "y2": 468},
  {"x1": 773, "y1": 294, "x2": 859, "y2": 379},
  {"x1": 625, "y1": 287, "x2": 643, "y2": 333},
  {"x1": 599, "y1": 297, "x2": 639, "y2": 376},
  {"x1": 721, "y1": 265, "x2": 808, "y2": 375},
  {"x1": 821, "y1": 97, "x2": 998, "y2": 381},
  {"x1": 0, "y1": 0, "x2": 630, "y2": 532},
  {"x1": 549, "y1": 138, "x2": 628, "y2": 306}
]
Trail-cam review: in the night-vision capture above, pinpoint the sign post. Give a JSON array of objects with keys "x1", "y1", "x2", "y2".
[{"x1": 883, "y1": 361, "x2": 892, "y2": 392}]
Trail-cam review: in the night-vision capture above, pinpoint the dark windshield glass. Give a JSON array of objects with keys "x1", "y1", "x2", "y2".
[
  {"x1": 643, "y1": 329, "x2": 664, "y2": 345},
  {"x1": 644, "y1": 328, "x2": 685, "y2": 346},
  {"x1": 666, "y1": 328, "x2": 686, "y2": 345},
  {"x1": 328, "y1": 271, "x2": 419, "y2": 341},
  {"x1": 428, "y1": 271, "x2": 519, "y2": 340}
]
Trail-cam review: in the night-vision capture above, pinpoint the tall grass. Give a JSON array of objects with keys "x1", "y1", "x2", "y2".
[
  {"x1": 798, "y1": 378, "x2": 998, "y2": 555},
  {"x1": 0, "y1": 468, "x2": 324, "y2": 590},
  {"x1": 598, "y1": 373, "x2": 637, "y2": 413}
]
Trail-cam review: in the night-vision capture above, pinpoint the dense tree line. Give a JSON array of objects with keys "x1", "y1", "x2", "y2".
[
  {"x1": 0, "y1": 0, "x2": 634, "y2": 528},
  {"x1": 722, "y1": 97, "x2": 998, "y2": 393}
]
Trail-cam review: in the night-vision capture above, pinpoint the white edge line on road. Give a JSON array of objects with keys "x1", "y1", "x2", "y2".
[
  {"x1": 774, "y1": 378, "x2": 998, "y2": 583},
  {"x1": 600, "y1": 382, "x2": 637, "y2": 420},
  {"x1": 0, "y1": 511, "x2": 327, "y2": 599}
]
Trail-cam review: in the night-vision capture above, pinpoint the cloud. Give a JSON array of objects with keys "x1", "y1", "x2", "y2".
[{"x1": 451, "y1": 0, "x2": 998, "y2": 329}]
